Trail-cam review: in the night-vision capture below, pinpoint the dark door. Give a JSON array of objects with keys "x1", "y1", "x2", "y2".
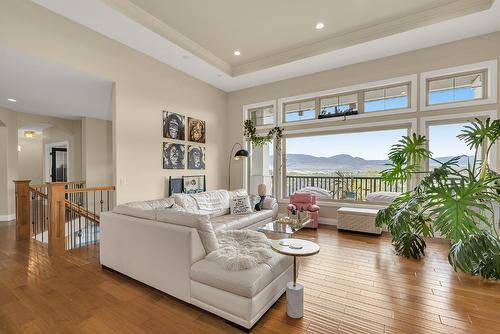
[{"x1": 51, "y1": 147, "x2": 68, "y2": 182}]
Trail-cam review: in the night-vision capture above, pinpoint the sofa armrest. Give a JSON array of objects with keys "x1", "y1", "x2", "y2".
[
  {"x1": 261, "y1": 197, "x2": 277, "y2": 210},
  {"x1": 261, "y1": 197, "x2": 278, "y2": 220},
  {"x1": 308, "y1": 204, "x2": 320, "y2": 212}
]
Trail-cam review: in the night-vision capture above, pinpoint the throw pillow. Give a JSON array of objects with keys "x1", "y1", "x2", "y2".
[{"x1": 230, "y1": 195, "x2": 253, "y2": 215}]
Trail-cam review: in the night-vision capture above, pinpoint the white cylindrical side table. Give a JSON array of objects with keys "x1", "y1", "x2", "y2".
[{"x1": 271, "y1": 238, "x2": 320, "y2": 318}]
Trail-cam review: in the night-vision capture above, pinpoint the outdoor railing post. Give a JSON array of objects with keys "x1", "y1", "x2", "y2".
[
  {"x1": 13, "y1": 180, "x2": 31, "y2": 240},
  {"x1": 47, "y1": 182, "x2": 66, "y2": 256}
]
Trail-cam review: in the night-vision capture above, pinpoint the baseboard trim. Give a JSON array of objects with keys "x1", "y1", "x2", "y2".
[
  {"x1": 319, "y1": 218, "x2": 338, "y2": 226},
  {"x1": 0, "y1": 214, "x2": 15, "y2": 222}
]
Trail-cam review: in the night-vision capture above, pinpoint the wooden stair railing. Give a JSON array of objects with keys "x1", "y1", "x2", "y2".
[{"x1": 14, "y1": 180, "x2": 115, "y2": 256}]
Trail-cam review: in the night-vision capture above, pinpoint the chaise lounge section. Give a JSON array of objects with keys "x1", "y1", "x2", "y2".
[{"x1": 100, "y1": 189, "x2": 292, "y2": 329}]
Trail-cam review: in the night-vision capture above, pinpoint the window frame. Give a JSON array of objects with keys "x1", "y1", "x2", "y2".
[
  {"x1": 363, "y1": 82, "x2": 411, "y2": 113},
  {"x1": 248, "y1": 104, "x2": 275, "y2": 127},
  {"x1": 278, "y1": 74, "x2": 417, "y2": 127},
  {"x1": 420, "y1": 60, "x2": 497, "y2": 111},
  {"x1": 242, "y1": 100, "x2": 277, "y2": 130},
  {"x1": 282, "y1": 98, "x2": 317, "y2": 123},
  {"x1": 419, "y1": 110, "x2": 498, "y2": 174}
]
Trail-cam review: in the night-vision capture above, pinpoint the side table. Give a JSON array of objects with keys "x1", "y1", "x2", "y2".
[{"x1": 271, "y1": 238, "x2": 320, "y2": 318}]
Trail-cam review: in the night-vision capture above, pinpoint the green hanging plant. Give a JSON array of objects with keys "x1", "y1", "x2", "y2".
[{"x1": 243, "y1": 120, "x2": 283, "y2": 148}]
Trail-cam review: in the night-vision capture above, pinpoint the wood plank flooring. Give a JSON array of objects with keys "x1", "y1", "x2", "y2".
[{"x1": 0, "y1": 220, "x2": 499, "y2": 333}]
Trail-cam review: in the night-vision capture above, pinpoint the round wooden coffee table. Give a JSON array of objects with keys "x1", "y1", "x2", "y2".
[{"x1": 271, "y1": 238, "x2": 320, "y2": 318}]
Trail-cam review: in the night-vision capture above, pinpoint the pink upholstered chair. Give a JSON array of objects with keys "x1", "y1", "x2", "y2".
[{"x1": 287, "y1": 192, "x2": 319, "y2": 229}]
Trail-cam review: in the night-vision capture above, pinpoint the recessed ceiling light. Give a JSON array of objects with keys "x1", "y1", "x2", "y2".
[
  {"x1": 315, "y1": 22, "x2": 324, "y2": 30},
  {"x1": 7, "y1": 98, "x2": 17, "y2": 102},
  {"x1": 234, "y1": 50, "x2": 241, "y2": 56}
]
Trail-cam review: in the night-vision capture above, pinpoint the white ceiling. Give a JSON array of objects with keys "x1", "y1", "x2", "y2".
[
  {"x1": 0, "y1": 46, "x2": 113, "y2": 120},
  {"x1": 126, "y1": 0, "x2": 454, "y2": 66},
  {"x1": 29, "y1": 0, "x2": 500, "y2": 92}
]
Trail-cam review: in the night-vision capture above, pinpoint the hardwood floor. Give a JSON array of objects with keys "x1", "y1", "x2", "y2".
[{"x1": 0, "y1": 220, "x2": 499, "y2": 334}]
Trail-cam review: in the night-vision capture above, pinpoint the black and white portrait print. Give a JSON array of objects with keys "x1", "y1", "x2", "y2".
[
  {"x1": 187, "y1": 146, "x2": 205, "y2": 170},
  {"x1": 163, "y1": 142, "x2": 185, "y2": 169},
  {"x1": 163, "y1": 111, "x2": 185, "y2": 140}
]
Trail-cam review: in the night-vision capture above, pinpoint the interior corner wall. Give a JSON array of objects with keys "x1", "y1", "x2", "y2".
[
  {"x1": 82, "y1": 117, "x2": 113, "y2": 187},
  {"x1": 18, "y1": 133, "x2": 43, "y2": 184},
  {"x1": 0, "y1": 0, "x2": 227, "y2": 205},
  {"x1": 0, "y1": 106, "x2": 18, "y2": 218}
]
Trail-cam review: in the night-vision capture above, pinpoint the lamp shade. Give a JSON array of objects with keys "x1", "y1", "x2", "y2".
[
  {"x1": 258, "y1": 183, "x2": 267, "y2": 196},
  {"x1": 234, "y1": 149, "x2": 249, "y2": 160}
]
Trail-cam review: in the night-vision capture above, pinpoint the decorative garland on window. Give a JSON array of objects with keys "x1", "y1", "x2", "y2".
[{"x1": 243, "y1": 120, "x2": 283, "y2": 148}]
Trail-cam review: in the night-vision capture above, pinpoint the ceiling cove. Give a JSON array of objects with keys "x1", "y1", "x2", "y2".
[{"x1": 32, "y1": 0, "x2": 499, "y2": 92}]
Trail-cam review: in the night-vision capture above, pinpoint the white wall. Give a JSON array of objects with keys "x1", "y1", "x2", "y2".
[
  {"x1": 17, "y1": 132, "x2": 43, "y2": 184},
  {"x1": 0, "y1": 0, "x2": 227, "y2": 205},
  {"x1": 82, "y1": 117, "x2": 113, "y2": 187}
]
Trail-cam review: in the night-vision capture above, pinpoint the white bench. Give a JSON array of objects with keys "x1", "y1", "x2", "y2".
[{"x1": 337, "y1": 207, "x2": 382, "y2": 235}]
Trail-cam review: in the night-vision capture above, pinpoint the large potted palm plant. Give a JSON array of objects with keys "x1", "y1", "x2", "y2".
[{"x1": 376, "y1": 118, "x2": 500, "y2": 279}]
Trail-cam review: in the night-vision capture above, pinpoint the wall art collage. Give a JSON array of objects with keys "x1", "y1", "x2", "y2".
[{"x1": 162, "y1": 111, "x2": 206, "y2": 170}]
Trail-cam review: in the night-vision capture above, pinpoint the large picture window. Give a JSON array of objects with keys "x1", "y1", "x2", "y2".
[
  {"x1": 428, "y1": 123, "x2": 475, "y2": 170},
  {"x1": 284, "y1": 128, "x2": 408, "y2": 201}
]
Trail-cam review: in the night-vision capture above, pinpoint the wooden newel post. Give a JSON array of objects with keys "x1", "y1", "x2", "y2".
[
  {"x1": 13, "y1": 180, "x2": 31, "y2": 240},
  {"x1": 48, "y1": 182, "x2": 66, "y2": 256}
]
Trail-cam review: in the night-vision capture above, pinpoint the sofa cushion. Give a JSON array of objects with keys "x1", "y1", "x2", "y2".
[
  {"x1": 230, "y1": 195, "x2": 253, "y2": 215},
  {"x1": 210, "y1": 210, "x2": 273, "y2": 231},
  {"x1": 190, "y1": 252, "x2": 292, "y2": 298},
  {"x1": 366, "y1": 191, "x2": 401, "y2": 203},
  {"x1": 173, "y1": 190, "x2": 231, "y2": 217},
  {"x1": 156, "y1": 210, "x2": 218, "y2": 253},
  {"x1": 113, "y1": 198, "x2": 178, "y2": 220}
]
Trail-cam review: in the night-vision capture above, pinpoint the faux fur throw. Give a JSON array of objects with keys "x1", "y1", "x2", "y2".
[{"x1": 206, "y1": 230, "x2": 273, "y2": 271}]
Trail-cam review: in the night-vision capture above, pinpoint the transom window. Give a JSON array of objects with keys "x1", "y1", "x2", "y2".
[
  {"x1": 427, "y1": 71, "x2": 486, "y2": 106},
  {"x1": 364, "y1": 83, "x2": 409, "y2": 112},
  {"x1": 284, "y1": 99, "x2": 316, "y2": 122},
  {"x1": 249, "y1": 105, "x2": 274, "y2": 126},
  {"x1": 319, "y1": 93, "x2": 358, "y2": 118}
]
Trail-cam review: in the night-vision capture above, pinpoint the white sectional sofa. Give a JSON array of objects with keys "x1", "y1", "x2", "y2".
[{"x1": 100, "y1": 189, "x2": 292, "y2": 329}]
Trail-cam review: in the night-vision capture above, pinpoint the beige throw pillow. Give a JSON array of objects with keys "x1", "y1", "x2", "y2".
[{"x1": 230, "y1": 195, "x2": 253, "y2": 215}]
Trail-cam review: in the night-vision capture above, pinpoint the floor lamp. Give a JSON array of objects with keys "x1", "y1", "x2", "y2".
[{"x1": 228, "y1": 142, "x2": 249, "y2": 190}]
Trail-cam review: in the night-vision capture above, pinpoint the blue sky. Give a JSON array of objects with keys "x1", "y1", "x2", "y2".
[{"x1": 285, "y1": 88, "x2": 475, "y2": 160}]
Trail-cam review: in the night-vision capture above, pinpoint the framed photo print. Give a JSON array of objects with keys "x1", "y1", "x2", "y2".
[
  {"x1": 163, "y1": 111, "x2": 185, "y2": 140},
  {"x1": 187, "y1": 145, "x2": 205, "y2": 170},
  {"x1": 163, "y1": 142, "x2": 185, "y2": 169},
  {"x1": 188, "y1": 117, "x2": 206, "y2": 143},
  {"x1": 168, "y1": 176, "x2": 184, "y2": 196},
  {"x1": 183, "y1": 175, "x2": 206, "y2": 194}
]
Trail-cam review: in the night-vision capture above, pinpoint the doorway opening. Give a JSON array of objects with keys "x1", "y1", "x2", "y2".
[{"x1": 45, "y1": 142, "x2": 69, "y2": 182}]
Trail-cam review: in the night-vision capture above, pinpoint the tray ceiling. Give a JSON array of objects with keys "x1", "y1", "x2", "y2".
[{"x1": 31, "y1": 0, "x2": 499, "y2": 91}]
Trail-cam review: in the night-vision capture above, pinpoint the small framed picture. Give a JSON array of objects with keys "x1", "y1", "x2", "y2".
[
  {"x1": 163, "y1": 142, "x2": 185, "y2": 169},
  {"x1": 168, "y1": 177, "x2": 184, "y2": 196},
  {"x1": 187, "y1": 145, "x2": 205, "y2": 170},
  {"x1": 188, "y1": 117, "x2": 206, "y2": 143},
  {"x1": 163, "y1": 111, "x2": 185, "y2": 140},
  {"x1": 183, "y1": 175, "x2": 206, "y2": 194}
]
